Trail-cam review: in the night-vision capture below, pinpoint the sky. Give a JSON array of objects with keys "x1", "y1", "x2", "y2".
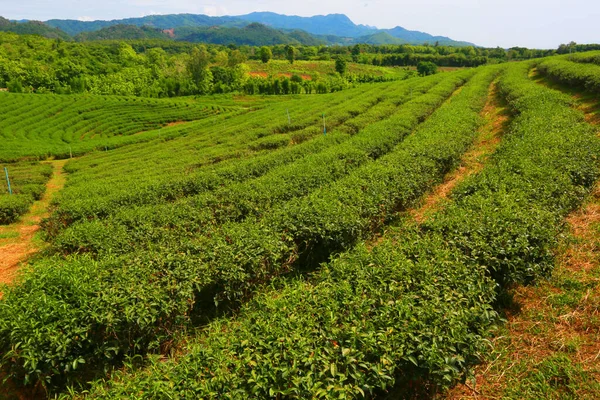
[{"x1": 1, "y1": 0, "x2": 599, "y2": 49}]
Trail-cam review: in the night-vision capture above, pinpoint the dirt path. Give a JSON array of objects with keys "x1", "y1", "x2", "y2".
[
  {"x1": 444, "y1": 72, "x2": 600, "y2": 400},
  {"x1": 411, "y1": 82, "x2": 509, "y2": 224},
  {"x1": 0, "y1": 159, "x2": 68, "y2": 286}
]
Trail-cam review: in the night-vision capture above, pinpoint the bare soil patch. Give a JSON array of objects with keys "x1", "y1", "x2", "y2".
[{"x1": 0, "y1": 159, "x2": 68, "y2": 286}]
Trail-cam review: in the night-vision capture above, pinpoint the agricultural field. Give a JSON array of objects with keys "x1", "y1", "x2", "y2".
[
  {"x1": 0, "y1": 92, "x2": 243, "y2": 162},
  {"x1": 0, "y1": 52, "x2": 599, "y2": 399},
  {"x1": 245, "y1": 59, "x2": 414, "y2": 80},
  {"x1": 0, "y1": 162, "x2": 52, "y2": 224}
]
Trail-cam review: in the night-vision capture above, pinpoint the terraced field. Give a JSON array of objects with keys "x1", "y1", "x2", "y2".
[
  {"x1": 0, "y1": 55, "x2": 599, "y2": 399},
  {"x1": 0, "y1": 93, "x2": 241, "y2": 162}
]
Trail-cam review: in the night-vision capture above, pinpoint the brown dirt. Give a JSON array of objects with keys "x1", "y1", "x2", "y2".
[
  {"x1": 165, "y1": 120, "x2": 186, "y2": 127},
  {"x1": 248, "y1": 71, "x2": 269, "y2": 78},
  {"x1": 0, "y1": 159, "x2": 68, "y2": 287},
  {"x1": 248, "y1": 71, "x2": 312, "y2": 80},
  {"x1": 411, "y1": 82, "x2": 509, "y2": 224}
]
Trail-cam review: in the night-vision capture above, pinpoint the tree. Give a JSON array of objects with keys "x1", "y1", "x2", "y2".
[
  {"x1": 417, "y1": 61, "x2": 437, "y2": 76},
  {"x1": 188, "y1": 45, "x2": 213, "y2": 94},
  {"x1": 286, "y1": 45, "x2": 295, "y2": 64},
  {"x1": 228, "y1": 50, "x2": 246, "y2": 67},
  {"x1": 334, "y1": 56, "x2": 347, "y2": 76},
  {"x1": 351, "y1": 44, "x2": 361, "y2": 62},
  {"x1": 259, "y1": 46, "x2": 272, "y2": 64}
]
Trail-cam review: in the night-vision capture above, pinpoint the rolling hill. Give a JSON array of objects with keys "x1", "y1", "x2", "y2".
[{"x1": 42, "y1": 12, "x2": 475, "y2": 46}]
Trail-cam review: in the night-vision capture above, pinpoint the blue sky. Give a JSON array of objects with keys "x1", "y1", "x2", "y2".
[{"x1": 2, "y1": 0, "x2": 599, "y2": 48}]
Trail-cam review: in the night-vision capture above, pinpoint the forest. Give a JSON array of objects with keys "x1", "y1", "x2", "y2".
[{"x1": 1, "y1": 30, "x2": 593, "y2": 98}]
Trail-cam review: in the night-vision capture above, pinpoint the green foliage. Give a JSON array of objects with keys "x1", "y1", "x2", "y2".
[
  {"x1": 78, "y1": 66, "x2": 502, "y2": 398},
  {"x1": 82, "y1": 61, "x2": 600, "y2": 399},
  {"x1": 286, "y1": 45, "x2": 295, "y2": 64},
  {"x1": 537, "y1": 57, "x2": 600, "y2": 94},
  {"x1": 259, "y1": 46, "x2": 272, "y2": 63},
  {"x1": 0, "y1": 16, "x2": 71, "y2": 40},
  {"x1": 334, "y1": 56, "x2": 348, "y2": 75},
  {"x1": 0, "y1": 195, "x2": 31, "y2": 224},
  {"x1": 2, "y1": 56, "x2": 599, "y2": 398},
  {"x1": 0, "y1": 161, "x2": 52, "y2": 224},
  {"x1": 74, "y1": 25, "x2": 170, "y2": 41},
  {"x1": 417, "y1": 61, "x2": 438, "y2": 76},
  {"x1": 0, "y1": 91, "x2": 237, "y2": 161},
  {"x1": 0, "y1": 70, "x2": 479, "y2": 390},
  {"x1": 175, "y1": 23, "x2": 315, "y2": 46}
]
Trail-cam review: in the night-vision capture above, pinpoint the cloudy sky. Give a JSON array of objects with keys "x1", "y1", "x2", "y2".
[{"x1": 2, "y1": 0, "x2": 599, "y2": 48}]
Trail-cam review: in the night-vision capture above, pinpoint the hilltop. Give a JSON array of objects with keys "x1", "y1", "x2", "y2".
[{"x1": 8, "y1": 12, "x2": 474, "y2": 46}]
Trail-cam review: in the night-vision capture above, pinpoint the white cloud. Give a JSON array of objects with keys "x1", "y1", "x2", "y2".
[
  {"x1": 202, "y1": 5, "x2": 229, "y2": 16},
  {"x1": 77, "y1": 16, "x2": 94, "y2": 21}
]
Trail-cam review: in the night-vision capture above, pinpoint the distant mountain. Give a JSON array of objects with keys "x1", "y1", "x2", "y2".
[
  {"x1": 175, "y1": 23, "x2": 324, "y2": 46},
  {"x1": 46, "y1": 14, "x2": 244, "y2": 36},
  {"x1": 0, "y1": 16, "x2": 70, "y2": 40},
  {"x1": 355, "y1": 32, "x2": 406, "y2": 45},
  {"x1": 237, "y1": 12, "x2": 376, "y2": 38},
  {"x1": 33, "y1": 12, "x2": 475, "y2": 46},
  {"x1": 383, "y1": 26, "x2": 473, "y2": 46},
  {"x1": 75, "y1": 24, "x2": 170, "y2": 41}
]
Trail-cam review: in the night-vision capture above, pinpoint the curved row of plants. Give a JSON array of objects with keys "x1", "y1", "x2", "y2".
[
  {"x1": 76, "y1": 64, "x2": 504, "y2": 398},
  {"x1": 50, "y1": 74, "x2": 462, "y2": 253},
  {"x1": 566, "y1": 50, "x2": 600, "y2": 66},
  {"x1": 0, "y1": 70, "x2": 476, "y2": 391},
  {"x1": 82, "y1": 61, "x2": 600, "y2": 398},
  {"x1": 537, "y1": 57, "x2": 600, "y2": 94},
  {"x1": 0, "y1": 93, "x2": 238, "y2": 161},
  {"x1": 0, "y1": 76, "x2": 390, "y2": 162},
  {"x1": 0, "y1": 161, "x2": 53, "y2": 224},
  {"x1": 48, "y1": 75, "x2": 445, "y2": 230}
]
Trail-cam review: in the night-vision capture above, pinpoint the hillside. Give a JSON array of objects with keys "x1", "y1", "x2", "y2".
[
  {"x1": 0, "y1": 54, "x2": 600, "y2": 399},
  {"x1": 175, "y1": 23, "x2": 323, "y2": 46},
  {"x1": 383, "y1": 25, "x2": 474, "y2": 46},
  {"x1": 0, "y1": 16, "x2": 70, "y2": 40},
  {"x1": 75, "y1": 24, "x2": 170, "y2": 41},
  {"x1": 237, "y1": 12, "x2": 376, "y2": 37},
  {"x1": 355, "y1": 31, "x2": 406, "y2": 45},
  {"x1": 42, "y1": 12, "x2": 475, "y2": 46},
  {"x1": 46, "y1": 14, "x2": 244, "y2": 36}
]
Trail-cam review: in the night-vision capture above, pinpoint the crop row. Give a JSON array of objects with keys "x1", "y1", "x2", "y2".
[
  {"x1": 47, "y1": 76, "x2": 445, "y2": 230},
  {"x1": 49, "y1": 74, "x2": 457, "y2": 251},
  {"x1": 0, "y1": 92, "x2": 241, "y2": 161},
  {"x1": 0, "y1": 69, "x2": 479, "y2": 390},
  {"x1": 83, "y1": 61, "x2": 600, "y2": 398},
  {"x1": 537, "y1": 57, "x2": 600, "y2": 94},
  {"x1": 0, "y1": 161, "x2": 52, "y2": 224},
  {"x1": 566, "y1": 50, "x2": 600, "y2": 66}
]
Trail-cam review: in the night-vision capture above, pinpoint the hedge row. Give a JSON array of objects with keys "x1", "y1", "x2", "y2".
[
  {"x1": 567, "y1": 50, "x2": 600, "y2": 66},
  {"x1": 0, "y1": 161, "x2": 53, "y2": 224},
  {"x1": 47, "y1": 75, "x2": 445, "y2": 230},
  {"x1": 537, "y1": 57, "x2": 600, "y2": 94},
  {"x1": 81, "y1": 65, "x2": 506, "y2": 398},
  {"x1": 0, "y1": 70, "x2": 478, "y2": 390},
  {"x1": 84, "y1": 61, "x2": 600, "y2": 398},
  {"x1": 51, "y1": 73, "x2": 466, "y2": 257}
]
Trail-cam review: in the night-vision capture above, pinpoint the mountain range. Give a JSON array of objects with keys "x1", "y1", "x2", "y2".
[{"x1": 9, "y1": 12, "x2": 475, "y2": 47}]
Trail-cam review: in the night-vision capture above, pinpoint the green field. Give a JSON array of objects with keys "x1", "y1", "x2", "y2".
[
  {"x1": 0, "y1": 53, "x2": 599, "y2": 399},
  {"x1": 245, "y1": 59, "x2": 414, "y2": 80}
]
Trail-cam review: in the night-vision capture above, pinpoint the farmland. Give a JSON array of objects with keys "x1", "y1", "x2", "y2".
[{"x1": 0, "y1": 51, "x2": 599, "y2": 399}]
